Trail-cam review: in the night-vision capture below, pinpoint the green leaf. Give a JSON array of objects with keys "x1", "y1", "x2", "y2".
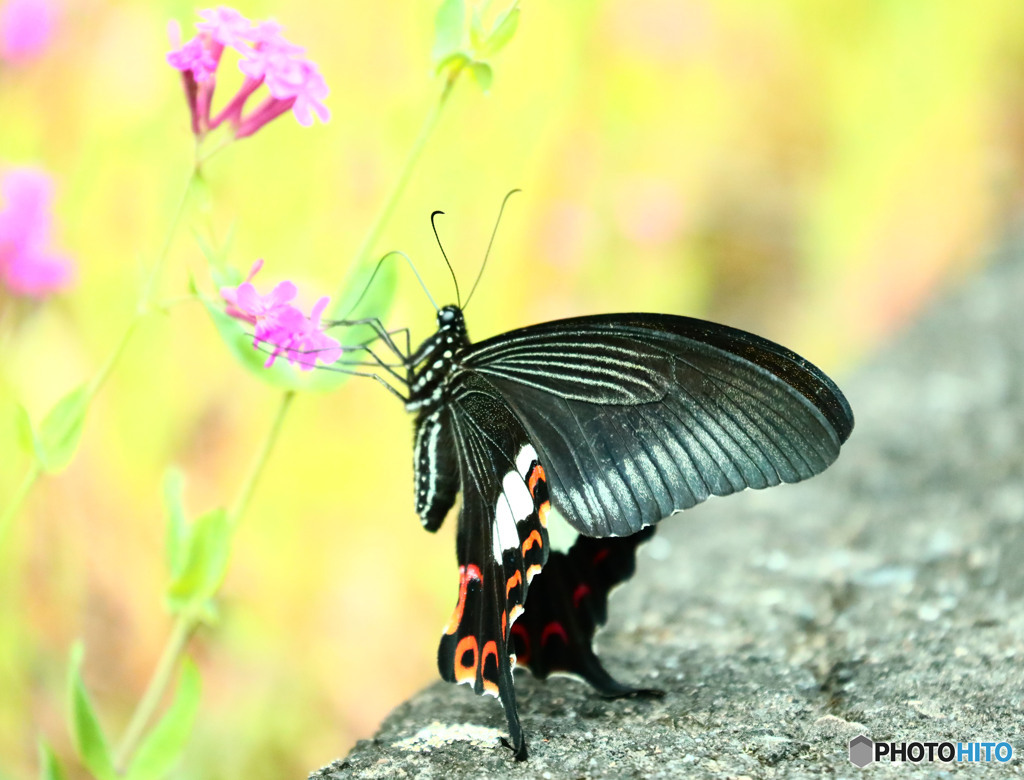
[
  {"x1": 481, "y1": 4, "x2": 519, "y2": 57},
  {"x1": 471, "y1": 61, "x2": 493, "y2": 92},
  {"x1": 126, "y1": 659, "x2": 201, "y2": 780},
  {"x1": 432, "y1": 0, "x2": 466, "y2": 64},
  {"x1": 37, "y1": 386, "x2": 90, "y2": 473},
  {"x1": 434, "y1": 50, "x2": 470, "y2": 78},
  {"x1": 166, "y1": 509, "x2": 231, "y2": 620},
  {"x1": 67, "y1": 643, "x2": 117, "y2": 780},
  {"x1": 38, "y1": 740, "x2": 68, "y2": 780},
  {"x1": 163, "y1": 469, "x2": 188, "y2": 577},
  {"x1": 469, "y1": 6, "x2": 486, "y2": 52},
  {"x1": 15, "y1": 403, "x2": 42, "y2": 461}
]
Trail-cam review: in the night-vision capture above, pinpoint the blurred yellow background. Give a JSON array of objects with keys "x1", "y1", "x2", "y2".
[{"x1": 2, "y1": 0, "x2": 1023, "y2": 777}]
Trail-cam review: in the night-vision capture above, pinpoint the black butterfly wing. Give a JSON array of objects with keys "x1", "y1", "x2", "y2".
[
  {"x1": 512, "y1": 526, "x2": 660, "y2": 697},
  {"x1": 463, "y1": 313, "x2": 854, "y2": 537},
  {"x1": 437, "y1": 373, "x2": 551, "y2": 760}
]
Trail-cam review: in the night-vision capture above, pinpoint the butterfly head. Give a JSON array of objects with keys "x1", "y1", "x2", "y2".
[
  {"x1": 438, "y1": 304, "x2": 463, "y2": 326},
  {"x1": 437, "y1": 305, "x2": 467, "y2": 342}
]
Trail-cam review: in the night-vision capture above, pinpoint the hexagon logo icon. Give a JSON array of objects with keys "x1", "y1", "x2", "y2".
[{"x1": 849, "y1": 734, "x2": 874, "y2": 767}]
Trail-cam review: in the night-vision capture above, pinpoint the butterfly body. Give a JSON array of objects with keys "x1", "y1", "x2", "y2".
[{"x1": 402, "y1": 304, "x2": 853, "y2": 760}]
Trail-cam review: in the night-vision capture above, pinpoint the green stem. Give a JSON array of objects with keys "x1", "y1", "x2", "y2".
[
  {"x1": 0, "y1": 463, "x2": 41, "y2": 547},
  {"x1": 110, "y1": 390, "x2": 294, "y2": 772},
  {"x1": 86, "y1": 318, "x2": 139, "y2": 400},
  {"x1": 140, "y1": 172, "x2": 196, "y2": 312},
  {"x1": 112, "y1": 615, "x2": 194, "y2": 773},
  {"x1": 227, "y1": 390, "x2": 295, "y2": 527},
  {"x1": 333, "y1": 74, "x2": 458, "y2": 301}
]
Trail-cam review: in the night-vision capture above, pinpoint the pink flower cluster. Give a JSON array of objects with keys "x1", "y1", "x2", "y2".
[
  {"x1": 0, "y1": 0, "x2": 55, "y2": 63},
  {"x1": 167, "y1": 6, "x2": 329, "y2": 140},
  {"x1": 0, "y1": 167, "x2": 73, "y2": 298},
  {"x1": 221, "y1": 260, "x2": 341, "y2": 371}
]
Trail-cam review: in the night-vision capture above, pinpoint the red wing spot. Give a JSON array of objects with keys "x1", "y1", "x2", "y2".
[
  {"x1": 505, "y1": 570, "x2": 522, "y2": 599},
  {"x1": 444, "y1": 564, "x2": 482, "y2": 635},
  {"x1": 510, "y1": 623, "x2": 530, "y2": 665},
  {"x1": 522, "y1": 529, "x2": 543, "y2": 554},
  {"x1": 481, "y1": 640, "x2": 500, "y2": 695},
  {"x1": 538, "y1": 500, "x2": 550, "y2": 528},
  {"x1": 573, "y1": 583, "x2": 591, "y2": 608},
  {"x1": 528, "y1": 464, "x2": 547, "y2": 497},
  {"x1": 541, "y1": 621, "x2": 569, "y2": 647},
  {"x1": 454, "y1": 636, "x2": 478, "y2": 683},
  {"x1": 592, "y1": 548, "x2": 610, "y2": 566}
]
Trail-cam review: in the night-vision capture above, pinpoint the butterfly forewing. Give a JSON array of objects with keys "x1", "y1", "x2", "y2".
[{"x1": 464, "y1": 313, "x2": 853, "y2": 537}]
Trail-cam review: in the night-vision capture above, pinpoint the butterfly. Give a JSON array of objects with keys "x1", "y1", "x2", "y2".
[{"x1": 361, "y1": 299, "x2": 854, "y2": 761}]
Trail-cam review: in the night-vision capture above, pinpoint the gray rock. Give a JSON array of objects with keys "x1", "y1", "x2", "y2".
[{"x1": 311, "y1": 248, "x2": 1024, "y2": 778}]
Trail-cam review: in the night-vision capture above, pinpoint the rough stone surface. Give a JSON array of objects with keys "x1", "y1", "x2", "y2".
[{"x1": 310, "y1": 252, "x2": 1024, "y2": 779}]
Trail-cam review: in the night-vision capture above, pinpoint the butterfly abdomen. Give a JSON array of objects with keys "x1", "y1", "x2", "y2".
[{"x1": 408, "y1": 306, "x2": 470, "y2": 531}]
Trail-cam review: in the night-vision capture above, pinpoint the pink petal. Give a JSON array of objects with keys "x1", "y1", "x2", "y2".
[
  {"x1": 0, "y1": 167, "x2": 53, "y2": 248},
  {"x1": 234, "y1": 281, "x2": 260, "y2": 312},
  {"x1": 309, "y1": 295, "x2": 329, "y2": 324},
  {"x1": 2, "y1": 249, "x2": 73, "y2": 296},
  {"x1": 245, "y1": 258, "x2": 264, "y2": 280},
  {"x1": 267, "y1": 280, "x2": 298, "y2": 306},
  {"x1": 0, "y1": 0, "x2": 56, "y2": 63}
]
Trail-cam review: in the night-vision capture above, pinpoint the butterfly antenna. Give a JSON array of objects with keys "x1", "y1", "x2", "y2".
[
  {"x1": 464, "y1": 189, "x2": 520, "y2": 311},
  {"x1": 431, "y1": 210, "x2": 461, "y2": 308},
  {"x1": 336, "y1": 250, "x2": 438, "y2": 322}
]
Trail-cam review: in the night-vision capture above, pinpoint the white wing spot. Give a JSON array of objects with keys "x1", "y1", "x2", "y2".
[
  {"x1": 515, "y1": 444, "x2": 538, "y2": 479},
  {"x1": 502, "y1": 471, "x2": 534, "y2": 523},
  {"x1": 492, "y1": 498, "x2": 518, "y2": 562}
]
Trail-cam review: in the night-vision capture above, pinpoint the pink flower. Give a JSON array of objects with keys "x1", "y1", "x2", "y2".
[
  {"x1": 196, "y1": 6, "x2": 252, "y2": 52},
  {"x1": 167, "y1": 6, "x2": 329, "y2": 141},
  {"x1": 0, "y1": 167, "x2": 74, "y2": 297},
  {"x1": 276, "y1": 296, "x2": 341, "y2": 371},
  {"x1": 0, "y1": 0, "x2": 56, "y2": 63},
  {"x1": 220, "y1": 262, "x2": 341, "y2": 370}
]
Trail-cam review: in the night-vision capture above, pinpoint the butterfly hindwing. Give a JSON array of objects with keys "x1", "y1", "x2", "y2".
[
  {"x1": 435, "y1": 374, "x2": 550, "y2": 760},
  {"x1": 511, "y1": 526, "x2": 661, "y2": 698}
]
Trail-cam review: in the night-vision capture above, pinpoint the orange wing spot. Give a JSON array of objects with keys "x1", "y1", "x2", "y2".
[
  {"x1": 481, "y1": 640, "x2": 500, "y2": 695},
  {"x1": 528, "y1": 464, "x2": 547, "y2": 497},
  {"x1": 538, "y1": 500, "x2": 550, "y2": 528},
  {"x1": 509, "y1": 603, "x2": 524, "y2": 625},
  {"x1": 454, "y1": 636, "x2": 479, "y2": 683},
  {"x1": 522, "y1": 529, "x2": 543, "y2": 554},
  {"x1": 541, "y1": 621, "x2": 569, "y2": 646},
  {"x1": 501, "y1": 609, "x2": 507, "y2": 639},
  {"x1": 444, "y1": 564, "x2": 482, "y2": 635},
  {"x1": 505, "y1": 570, "x2": 522, "y2": 599},
  {"x1": 526, "y1": 563, "x2": 543, "y2": 583}
]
